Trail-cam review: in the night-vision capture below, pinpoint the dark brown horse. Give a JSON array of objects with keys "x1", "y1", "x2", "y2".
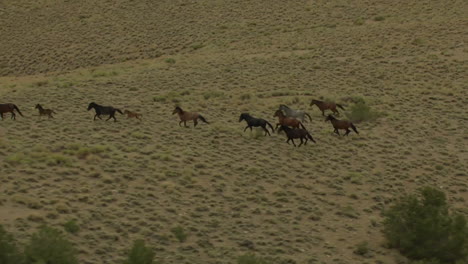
[
  {"x1": 278, "y1": 125, "x2": 316, "y2": 147},
  {"x1": 87, "y1": 102, "x2": 123, "y2": 122},
  {"x1": 173, "y1": 106, "x2": 209, "y2": 127},
  {"x1": 0, "y1": 103, "x2": 24, "y2": 120},
  {"x1": 273, "y1": 110, "x2": 306, "y2": 130},
  {"x1": 239, "y1": 113, "x2": 274, "y2": 136},
  {"x1": 35, "y1": 104, "x2": 56, "y2": 118},
  {"x1": 310, "y1": 99, "x2": 345, "y2": 116},
  {"x1": 325, "y1": 115, "x2": 359, "y2": 136}
]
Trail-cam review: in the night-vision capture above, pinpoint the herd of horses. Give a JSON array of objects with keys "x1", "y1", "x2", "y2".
[{"x1": 0, "y1": 99, "x2": 358, "y2": 147}]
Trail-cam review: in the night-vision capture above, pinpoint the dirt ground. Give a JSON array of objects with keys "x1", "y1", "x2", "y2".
[{"x1": 0, "y1": 0, "x2": 467, "y2": 263}]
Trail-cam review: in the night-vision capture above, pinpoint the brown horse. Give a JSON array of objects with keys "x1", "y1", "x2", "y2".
[
  {"x1": 0, "y1": 103, "x2": 24, "y2": 120},
  {"x1": 172, "y1": 106, "x2": 209, "y2": 127},
  {"x1": 278, "y1": 125, "x2": 316, "y2": 147},
  {"x1": 273, "y1": 110, "x2": 306, "y2": 130},
  {"x1": 310, "y1": 99, "x2": 345, "y2": 116},
  {"x1": 325, "y1": 115, "x2": 359, "y2": 136},
  {"x1": 124, "y1": 110, "x2": 142, "y2": 121},
  {"x1": 35, "y1": 104, "x2": 56, "y2": 118}
]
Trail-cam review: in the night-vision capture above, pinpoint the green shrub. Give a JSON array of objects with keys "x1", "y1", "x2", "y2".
[
  {"x1": 170, "y1": 226, "x2": 187, "y2": 242},
  {"x1": 383, "y1": 187, "x2": 468, "y2": 263},
  {"x1": 345, "y1": 100, "x2": 384, "y2": 123},
  {"x1": 63, "y1": 220, "x2": 80, "y2": 234},
  {"x1": 165, "y1": 58, "x2": 176, "y2": 64},
  {"x1": 24, "y1": 226, "x2": 78, "y2": 264},
  {"x1": 237, "y1": 253, "x2": 268, "y2": 264},
  {"x1": 124, "y1": 240, "x2": 155, "y2": 264},
  {"x1": 0, "y1": 225, "x2": 24, "y2": 264},
  {"x1": 354, "y1": 241, "x2": 370, "y2": 256}
]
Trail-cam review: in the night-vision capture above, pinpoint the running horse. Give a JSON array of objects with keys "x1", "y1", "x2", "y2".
[
  {"x1": 310, "y1": 99, "x2": 345, "y2": 116},
  {"x1": 277, "y1": 125, "x2": 316, "y2": 147},
  {"x1": 173, "y1": 106, "x2": 209, "y2": 127},
  {"x1": 273, "y1": 110, "x2": 306, "y2": 131},
  {"x1": 279, "y1": 104, "x2": 312, "y2": 123},
  {"x1": 35, "y1": 104, "x2": 56, "y2": 119},
  {"x1": 0, "y1": 103, "x2": 24, "y2": 120},
  {"x1": 239, "y1": 113, "x2": 274, "y2": 136},
  {"x1": 325, "y1": 115, "x2": 359, "y2": 136},
  {"x1": 87, "y1": 102, "x2": 123, "y2": 122}
]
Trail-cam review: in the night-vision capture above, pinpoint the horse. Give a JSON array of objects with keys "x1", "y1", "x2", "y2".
[
  {"x1": 0, "y1": 103, "x2": 24, "y2": 120},
  {"x1": 87, "y1": 102, "x2": 123, "y2": 122},
  {"x1": 35, "y1": 104, "x2": 56, "y2": 118},
  {"x1": 239, "y1": 113, "x2": 274, "y2": 136},
  {"x1": 325, "y1": 115, "x2": 359, "y2": 136},
  {"x1": 273, "y1": 110, "x2": 306, "y2": 130},
  {"x1": 277, "y1": 125, "x2": 316, "y2": 147},
  {"x1": 310, "y1": 99, "x2": 345, "y2": 116},
  {"x1": 279, "y1": 104, "x2": 312, "y2": 122},
  {"x1": 172, "y1": 106, "x2": 209, "y2": 127},
  {"x1": 123, "y1": 110, "x2": 142, "y2": 121}
]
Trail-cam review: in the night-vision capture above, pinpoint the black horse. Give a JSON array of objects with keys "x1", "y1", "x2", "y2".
[
  {"x1": 239, "y1": 113, "x2": 274, "y2": 136},
  {"x1": 277, "y1": 125, "x2": 316, "y2": 147},
  {"x1": 87, "y1": 102, "x2": 123, "y2": 122}
]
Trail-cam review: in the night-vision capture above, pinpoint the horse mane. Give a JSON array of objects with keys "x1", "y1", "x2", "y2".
[
  {"x1": 175, "y1": 106, "x2": 184, "y2": 113},
  {"x1": 279, "y1": 104, "x2": 290, "y2": 109}
]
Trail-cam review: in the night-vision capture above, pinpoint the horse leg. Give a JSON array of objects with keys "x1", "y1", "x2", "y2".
[
  {"x1": 345, "y1": 128, "x2": 350, "y2": 136},
  {"x1": 179, "y1": 121, "x2": 183, "y2": 127},
  {"x1": 291, "y1": 139, "x2": 297, "y2": 147},
  {"x1": 286, "y1": 138, "x2": 290, "y2": 144},
  {"x1": 194, "y1": 119, "x2": 198, "y2": 127},
  {"x1": 244, "y1": 126, "x2": 249, "y2": 132},
  {"x1": 321, "y1": 110, "x2": 325, "y2": 116},
  {"x1": 106, "y1": 115, "x2": 112, "y2": 121},
  {"x1": 113, "y1": 114, "x2": 117, "y2": 122},
  {"x1": 298, "y1": 138, "x2": 303, "y2": 147},
  {"x1": 184, "y1": 121, "x2": 189, "y2": 128},
  {"x1": 11, "y1": 112, "x2": 16, "y2": 120},
  {"x1": 334, "y1": 129, "x2": 340, "y2": 136},
  {"x1": 263, "y1": 126, "x2": 270, "y2": 136}
]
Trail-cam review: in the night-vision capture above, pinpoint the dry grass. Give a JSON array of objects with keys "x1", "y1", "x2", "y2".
[{"x1": 0, "y1": 1, "x2": 467, "y2": 264}]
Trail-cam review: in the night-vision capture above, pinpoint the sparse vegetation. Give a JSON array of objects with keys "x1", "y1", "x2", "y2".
[
  {"x1": 63, "y1": 220, "x2": 80, "y2": 234},
  {"x1": 383, "y1": 187, "x2": 468, "y2": 263},
  {"x1": 170, "y1": 226, "x2": 188, "y2": 242},
  {"x1": 345, "y1": 99, "x2": 384, "y2": 123},
  {"x1": 0, "y1": 225, "x2": 24, "y2": 264},
  {"x1": 237, "y1": 253, "x2": 268, "y2": 264}
]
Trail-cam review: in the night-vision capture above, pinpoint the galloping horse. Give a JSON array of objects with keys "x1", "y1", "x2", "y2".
[
  {"x1": 310, "y1": 99, "x2": 345, "y2": 116},
  {"x1": 123, "y1": 110, "x2": 142, "y2": 121},
  {"x1": 325, "y1": 115, "x2": 359, "y2": 136},
  {"x1": 273, "y1": 110, "x2": 306, "y2": 130},
  {"x1": 239, "y1": 113, "x2": 274, "y2": 136},
  {"x1": 278, "y1": 125, "x2": 316, "y2": 147},
  {"x1": 173, "y1": 106, "x2": 209, "y2": 127},
  {"x1": 35, "y1": 104, "x2": 56, "y2": 118},
  {"x1": 0, "y1": 103, "x2": 24, "y2": 120},
  {"x1": 87, "y1": 102, "x2": 123, "y2": 122},
  {"x1": 279, "y1": 104, "x2": 312, "y2": 122}
]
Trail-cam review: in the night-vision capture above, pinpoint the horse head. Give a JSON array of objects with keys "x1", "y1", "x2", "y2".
[
  {"x1": 325, "y1": 114, "x2": 335, "y2": 122},
  {"x1": 87, "y1": 102, "x2": 96, "y2": 111}
]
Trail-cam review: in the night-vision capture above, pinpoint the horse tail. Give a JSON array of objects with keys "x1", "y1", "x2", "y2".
[
  {"x1": 351, "y1": 123, "x2": 359, "y2": 134},
  {"x1": 115, "y1": 109, "x2": 124, "y2": 115},
  {"x1": 307, "y1": 132, "x2": 316, "y2": 143},
  {"x1": 305, "y1": 113, "x2": 312, "y2": 122},
  {"x1": 336, "y1": 104, "x2": 345, "y2": 110},
  {"x1": 299, "y1": 122, "x2": 306, "y2": 129},
  {"x1": 199, "y1": 115, "x2": 209, "y2": 124},
  {"x1": 266, "y1": 121, "x2": 274, "y2": 133},
  {"x1": 13, "y1": 104, "x2": 24, "y2": 116}
]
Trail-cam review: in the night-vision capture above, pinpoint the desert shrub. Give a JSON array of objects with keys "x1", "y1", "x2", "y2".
[
  {"x1": 0, "y1": 225, "x2": 24, "y2": 264},
  {"x1": 124, "y1": 240, "x2": 155, "y2": 264},
  {"x1": 345, "y1": 100, "x2": 384, "y2": 123},
  {"x1": 353, "y1": 241, "x2": 370, "y2": 256},
  {"x1": 165, "y1": 58, "x2": 176, "y2": 64},
  {"x1": 170, "y1": 226, "x2": 187, "y2": 242},
  {"x1": 63, "y1": 220, "x2": 80, "y2": 234},
  {"x1": 237, "y1": 253, "x2": 268, "y2": 264},
  {"x1": 383, "y1": 187, "x2": 468, "y2": 263},
  {"x1": 24, "y1": 226, "x2": 78, "y2": 264}
]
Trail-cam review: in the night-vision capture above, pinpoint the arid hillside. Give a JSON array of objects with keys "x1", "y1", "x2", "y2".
[{"x1": 0, "y1": 0, "x2": 467, "y2": 264}]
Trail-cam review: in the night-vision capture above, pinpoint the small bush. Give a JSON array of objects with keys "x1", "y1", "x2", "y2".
[
  {"x1": 354, "y1": 241, "x2": 370, "y2": 256},
  {"x1": 237, "y1": 253, "x2": 268, "y2": 264},
  {"x1": 63, "y1": 220, "x2": 80, "y2": 234},
  {"x1": 124, "y1": 240, "x2": 155, "y2": 264},
  {"x1": 165, "y1": 58, "x2": 176, "y2": 64},
  {"x1": 0, "y1": 225, "x2": 24, "y2": 264},
  {"x1": 345, "y1": 100, "x2": 384, "y2": 123},
  {"x1": 170, "y1": 226, "x2": 187, "y2": 242},
  {"x1": 383, "y1": 187, "x2": 468, "y2": 263},
  {"x1": 24, "y1": 226, "x2": 78, "y2": 264}
]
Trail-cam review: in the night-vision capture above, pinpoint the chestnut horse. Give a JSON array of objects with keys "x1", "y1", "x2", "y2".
[
  {"x1": 173, "y1": 106, "x2": 209, "y2": 127},
  {"x1": 325, "y1": 115, "x2": 359, "y2": 136},
  {"x1": 310, "y1": 99, "x2": 345, "y2": 116},
  {"x1": 0, "y1": 103, "x2": 24, "y2": 120},
  {"x1": 273, "y1": 110, "x2": 306, "y2": 130},
  {"x1": 124, "y1": 110, "x2": 142, "y2": 121}
]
